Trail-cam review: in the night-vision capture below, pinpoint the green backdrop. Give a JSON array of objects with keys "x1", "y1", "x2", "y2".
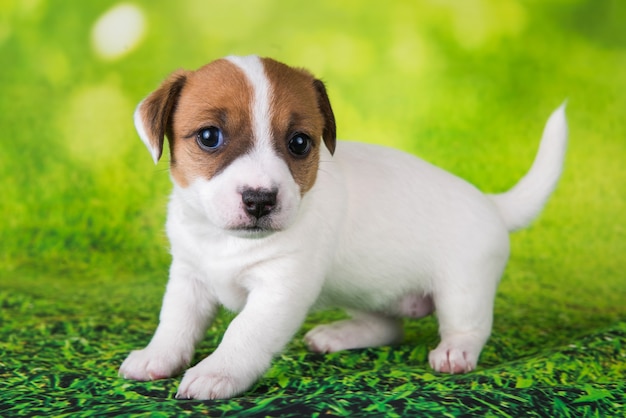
[{"x1": 1, "y1": 0, "x2": 625, "y2": 416}]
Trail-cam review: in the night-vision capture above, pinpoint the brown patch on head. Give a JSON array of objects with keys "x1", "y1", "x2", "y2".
[
  {"x1": 262, "y1": 58, "x2": 336, "y2": 195},
  {"x1": 136, "y1": 56, "x2": 336, "y2": 193},
  {"x1": 135, "y1": 59, "x2": 255, "y2": 188},
  {"x1": 169, "y1": 59, "x2": 256, "y2": 187}
]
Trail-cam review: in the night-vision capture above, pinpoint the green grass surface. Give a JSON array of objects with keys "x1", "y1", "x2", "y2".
[{"x1": 1, "y1": 0, "x2": 625, "y2": 416}]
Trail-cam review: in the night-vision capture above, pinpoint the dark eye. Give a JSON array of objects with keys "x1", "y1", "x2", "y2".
[
  {"x1": 196, "y1": 127, "x2": 224, "y2": 151},
  {"x1": 288, "y1": 133, "x2": 312, "y2": 157}
]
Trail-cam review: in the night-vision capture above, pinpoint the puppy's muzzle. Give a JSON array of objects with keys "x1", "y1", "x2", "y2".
[{"x1": 242, "y1": 188, "x2": 278, "y2": 220}]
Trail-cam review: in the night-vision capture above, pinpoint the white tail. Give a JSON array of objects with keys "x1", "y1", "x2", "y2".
[{"x1": 490, "y1": 103, "x2": 568, "y2": 232}]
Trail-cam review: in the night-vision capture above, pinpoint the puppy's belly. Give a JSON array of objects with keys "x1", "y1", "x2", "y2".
[
  {"x1": 317, "y1": 269, "x2": 434, "y2": 314},
  {"x1": 388, "y1": 293, "x2": 434, "y2": 318},
  {"x1": 317, "y1": 285, "x2": 434, "y2": 318}
]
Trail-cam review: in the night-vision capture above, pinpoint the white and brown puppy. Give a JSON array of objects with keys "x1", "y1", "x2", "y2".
[{"x1": 119, "y1": 55, "x2": 568, "y2": 400}]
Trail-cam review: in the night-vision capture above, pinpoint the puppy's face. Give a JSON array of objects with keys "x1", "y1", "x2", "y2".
[{"x1": 134, "y1": 56, "x2": 336, "y2": 235}]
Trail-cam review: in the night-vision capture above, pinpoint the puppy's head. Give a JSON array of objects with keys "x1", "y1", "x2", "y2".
[{"x1": 134, "y1": 56, "x2": 336, "y2": 235}]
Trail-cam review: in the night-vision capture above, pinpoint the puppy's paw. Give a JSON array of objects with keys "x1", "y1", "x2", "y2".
[
  {"x1": 305, "y1": 323, "x2": 350, "y2": 353},
  {"x1": 119, "y1": 347, "x2": 188, "y2": 381},
  {"x1": 428, "y1": 340, "x2": 479, "y2": 374},
  {"x1": 175, "y1": 359, "x2": 254, "y2": 400}
]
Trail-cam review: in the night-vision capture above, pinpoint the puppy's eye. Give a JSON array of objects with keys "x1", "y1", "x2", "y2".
[
  {"x1": 196, "y1": 127, "x2": 224, "y2": 151},
  {"x1": 288, "y1": 133, "x2": 312, "y2": 157}
]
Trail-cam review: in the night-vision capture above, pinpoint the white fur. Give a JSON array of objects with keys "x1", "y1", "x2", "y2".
[
  {"x1": 120, "y1": 56, "x2": 568, "y2": 399},
  {"x1": 226, "y1": 55, "x2": 274, "y2": 150},
  {"x1": 490, "y1": 103, "x2": 568, "y2": 231},
  {"x1": 174, "y1": 151, "x2": 301, "y2": 233}
]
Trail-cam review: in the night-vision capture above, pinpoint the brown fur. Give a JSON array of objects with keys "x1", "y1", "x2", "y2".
[
  {"x1": 262, "y1": 58, "x2": 336, "y2": 194},
  {"x1": 170, "y1": 59, "x2": 255, "y2": 188}
]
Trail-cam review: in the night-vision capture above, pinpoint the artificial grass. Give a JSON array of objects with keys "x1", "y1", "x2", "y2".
[
  {"x1": 1, "y1": 0, "x2": 625, "y2": 416},
  {"x1": 1, "y1": 271, "x2": 625, "y2": 416}
]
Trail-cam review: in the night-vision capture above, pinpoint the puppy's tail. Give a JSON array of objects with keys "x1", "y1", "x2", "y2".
[{"x1": 489, "y1": 103, "x2": 568, "y2": 232}]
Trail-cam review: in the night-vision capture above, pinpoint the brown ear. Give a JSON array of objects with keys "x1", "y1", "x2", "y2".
[
  {"x1": 134, "y1": 70, "x2": 188, "y2": 163},
  {"x1": 313, "y1": 79, "x2": 337, "y2": 155}
]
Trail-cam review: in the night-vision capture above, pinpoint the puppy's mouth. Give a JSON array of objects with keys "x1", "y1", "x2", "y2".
[
  {"x1": 228, "y1": 211, "x2": 284, "y2": 235},
  {"x1": 229, "y1": 217, "x2": 283, "y2": 237}
]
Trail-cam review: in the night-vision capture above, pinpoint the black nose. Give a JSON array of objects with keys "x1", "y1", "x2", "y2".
[{"x1": 241, "y1": 188, "x2": 278, "y2": 219}]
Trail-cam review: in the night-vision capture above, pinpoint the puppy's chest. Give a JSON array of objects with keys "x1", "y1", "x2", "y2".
[
  {"x1": 194, "y1": 247, "x2": 251, "y2": 310},
  {"x1": 172, "y1": 229, "x2": 275, "y2": 311}
]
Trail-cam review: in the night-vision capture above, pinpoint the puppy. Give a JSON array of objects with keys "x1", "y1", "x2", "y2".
[{"x1": 119, "y1": 55, "x2": 568, "y2": 400}]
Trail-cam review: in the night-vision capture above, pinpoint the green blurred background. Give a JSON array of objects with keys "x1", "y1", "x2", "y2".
[{"x1": 1, "y1": 0, "x2": 625, "y2": 337}]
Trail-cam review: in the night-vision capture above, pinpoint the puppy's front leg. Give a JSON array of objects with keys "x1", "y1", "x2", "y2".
[
  {"x1": 119, "y1": 262, "x2": 217, "y2": 381},
  {"x1": 176, "y1": 277, "x2": 315, "y2": 400}
]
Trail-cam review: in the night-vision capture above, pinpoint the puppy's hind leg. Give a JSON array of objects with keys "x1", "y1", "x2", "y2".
[
  {"x1": 305, "y1": 311, "x2": 403, "y2": 353},
  {"x1": 428, "y1": 268, "x2": 500, "y2": 374}
]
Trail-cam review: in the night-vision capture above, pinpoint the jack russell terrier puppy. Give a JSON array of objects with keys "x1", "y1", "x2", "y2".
[{"x1": 119, "y1": 55, "x2": 568, "y2": 400}]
